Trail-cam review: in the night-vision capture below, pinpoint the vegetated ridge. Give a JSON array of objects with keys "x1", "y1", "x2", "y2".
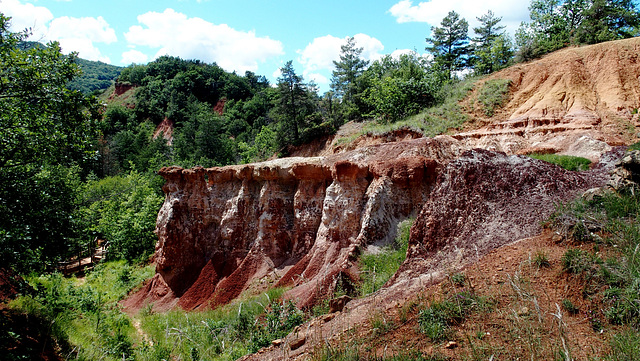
[
  {"x1": 319, "y1": 38, "x2": 640, "y2": 161},
  {"x1": 124, "y1": 38, "x2": 640, "y2": 359}
]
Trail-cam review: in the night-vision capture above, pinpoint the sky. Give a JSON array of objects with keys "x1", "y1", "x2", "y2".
[{"x1": 2, "y1": 0, "x2": 531, "y2": 92}]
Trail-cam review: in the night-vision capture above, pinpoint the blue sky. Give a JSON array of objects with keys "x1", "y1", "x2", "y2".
[{"x1": 2, "y1": 0, "x2": 530, "y2": 92}]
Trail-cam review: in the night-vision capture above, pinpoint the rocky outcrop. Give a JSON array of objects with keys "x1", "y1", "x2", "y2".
[
  {"x1": 396, "y1": 149, "x2": 608, "y2": 283},
  {"x1": 241, "y1": 148, "x2": 618, "y2": 361},
  {"x1": 124, "y1": 137, "x2": 462, "y2": 311}
]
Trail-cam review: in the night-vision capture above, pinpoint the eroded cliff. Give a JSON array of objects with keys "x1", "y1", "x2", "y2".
[{"x1": 125, "y1": 137, "x2": 462, "y2": 311}]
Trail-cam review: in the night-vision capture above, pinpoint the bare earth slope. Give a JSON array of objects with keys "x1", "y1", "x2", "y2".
[{"x1": 456, "y1": 38, "x2": 640, "y2": 160}]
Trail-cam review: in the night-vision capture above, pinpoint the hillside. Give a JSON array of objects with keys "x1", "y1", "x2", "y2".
[
  {"x1": 320, "y1": 38, "x2": 640, "y2": 162},
  {"x1": 120, "y1": 38, "x2": 640, "y2": 360}
]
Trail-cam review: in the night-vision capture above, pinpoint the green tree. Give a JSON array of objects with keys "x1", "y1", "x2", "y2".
[
  {"x1": 576, "y1": 0, "x2": 640, "y2": 44},
  {"x1": 0, "y1": 14, "x2": 99, "y2": 170},
  {"x1": 331, "y1": 37, "x2": 369, "y2": 120},
  {"x1": 363, "y1": 53, "x2": 441, "y2": 122},
  {"x1": 272, "y1": 61, "x2": 317, "y2": 146},
  {"x1": 77, "y1": 171, "x2": 163, "y2": 261},
  {"x1": 473, "y1": 10, "x2": 505, "y2": 48},
  {"x1": 471, "y1": 11, "x2": 514, "y2": 74},
  {"x1": 426, "y1": 11, "x2": 470, "y2": 79},
  {"x1": 0, "y1": 13, "x2": 100, "y2": 272}
]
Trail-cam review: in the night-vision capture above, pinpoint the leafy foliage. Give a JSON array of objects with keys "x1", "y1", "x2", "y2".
[
  {"x1": 516, "y1": 0, "x2": 640, "y2": 61},
  {"x1": 77, "y1": 171, "x2": 163, "y2": 261}
]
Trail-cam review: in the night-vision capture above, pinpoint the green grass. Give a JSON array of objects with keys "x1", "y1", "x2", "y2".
[
  {"x1": 476, "y1": 78, "x2": 512, "y2": 117},
  {"x1": 418, "y1": 291, "x2": 493, "y2": 342},
  {"x1": 138, "y1": 288, "x2": 304, "y2": 359},
  {"x1": 358, "y1": 218, "x2": 412, "y2": 296},
  {"x1": 9, "y1": 262, "x2": 305, "y2": 360},
  {"x1": 527, "y1": 153, "x2": 592, "y2": 171}
]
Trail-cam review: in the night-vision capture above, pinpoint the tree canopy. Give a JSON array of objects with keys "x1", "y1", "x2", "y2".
[{"x1": 426, "y1": 11, "x2": 470, "y2": 79}]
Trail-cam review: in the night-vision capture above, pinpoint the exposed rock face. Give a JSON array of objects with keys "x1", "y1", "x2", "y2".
[
  {"x1": 454, "y1": 38, "x2": 640, "y2": 161},
  {"x1": 241, "y1": 149, "x2": 619, "y2": 361},
  {"x1": 125, "y1": 137, "x2": 461, "y2": 311},
  {"x1": 396, "y1": 149, "x2": 609, "y2": 282}
]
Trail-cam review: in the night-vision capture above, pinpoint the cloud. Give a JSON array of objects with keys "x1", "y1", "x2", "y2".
[
  {"x1": 121, "y1": 49, "x2": 149, "y2": 65},
  {"x1": 3, "y1": 1, "x2": 117, "y2": 63},
  {"x1": 124, "y1": 8, "x2": 284, "y2": 73},
  {"x1": 297, "y1": 33, "x2": 384, "y2": 84},
  {"x1": 2, "y1": 0, "x2": 54, "y2": 39},
  {"x1": 389, "y1": 0, "x2": 529, "y2": 36},
  {"x1": 46, "y1": 16, "x2": 117, "y2": 62}
]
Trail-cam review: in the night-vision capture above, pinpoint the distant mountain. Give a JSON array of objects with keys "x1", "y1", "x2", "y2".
[{"x1": 19, "y1": 41, "x2": 123, "y2": 95}]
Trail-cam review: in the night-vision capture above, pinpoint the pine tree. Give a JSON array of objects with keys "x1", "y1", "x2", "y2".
[
  {"x1": 426, "y1": 11, "x2": 470, "y2": 79},
  {"x1": 331, "y1": 37, "x2": 369, "y2": 105}
]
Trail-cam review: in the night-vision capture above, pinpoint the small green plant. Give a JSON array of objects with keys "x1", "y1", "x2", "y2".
[
  {"x1": 450, "y1": 272, "x2": 466, "y2": 287},
  {"x1": 476, "y1": 78, "x2": 512, "y2": 116},
  {"x1": 418, "y1": 291, "x2": 491, "y2": 342},
  {"x1": 532, "y1": 250, "x2": 551, "y2": 268},
  {"x1": 561, "y1": 299, "x2": 579, "y2": 315},
  {"x1": 526, "y1": 153, "x2": 591, "y2": 171},
  {"x1": 561, "y1": 249, "x2": 592, "y2": 274},
  {"x1": 369, "y1": 311, "x2": 394, "y2": 336},
  {"x1": 358, "y1": 218, "x2": 413, "y2": 296}
]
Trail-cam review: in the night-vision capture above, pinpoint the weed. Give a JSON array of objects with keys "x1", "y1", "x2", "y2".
[
  {"x1": 418, "y1": 291, "x2": 491, "y2": 342},
  {"x1": 369, "y1": 311, "x2": 394, "y2": 336},
  {"x1": 561, "y1": 249, "x2": 592, "y2": 274},
  {"x1": 449, "y1": 272, "x2": 466, "y2": 287},
  {"x1": 532, "y1": 250, "x2": 551, "y2": 268},
  {"x1": 561, "y1": 299, "x2": 579, "y2": 315}
]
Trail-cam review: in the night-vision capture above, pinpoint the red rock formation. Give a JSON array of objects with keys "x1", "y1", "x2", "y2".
[
  {"x1": 395, "y1": 149, "x2": 608, "y2": 283},
  {"x1": 125, "y1": 137, "x2": 460, "y2": 311}
]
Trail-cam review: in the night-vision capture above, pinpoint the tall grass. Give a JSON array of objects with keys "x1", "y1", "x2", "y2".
[
  {"x1": 9, "y1": 262, "x2": 305, "y2": 360},
  {"x1": 358, "y1": 218, "x2": 412, "y2": 296}
]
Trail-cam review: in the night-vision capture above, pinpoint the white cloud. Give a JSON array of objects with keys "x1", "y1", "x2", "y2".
[
  {"x1": 297, "y1": 33, "x2": 384, "y2": 84},
  {"x1": 46, "y1": 16, "x2": 117, "y2": 62},
  {"x1": 3, "y1": 1, "x2": 117, "y2": 63},
  {"x1": 2, "y1": 0, "x2": 54, "y2": 39},
  {"x1": 389, "y1": 0, "x2": 529, "y2": 36},
  {"x1": 121, "y1": 49, "x2": 149, "y2": 65},
  {"x1": 124, "y1": 8, "x2": 284, "y2": 73}
]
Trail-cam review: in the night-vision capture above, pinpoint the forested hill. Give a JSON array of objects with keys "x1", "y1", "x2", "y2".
[
  {"x1": 19, "y1": 41, "x2": 122, "y2": 94},
  {"x1": 68, "y1": 57, "x2": 122, "y2": 95}
]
